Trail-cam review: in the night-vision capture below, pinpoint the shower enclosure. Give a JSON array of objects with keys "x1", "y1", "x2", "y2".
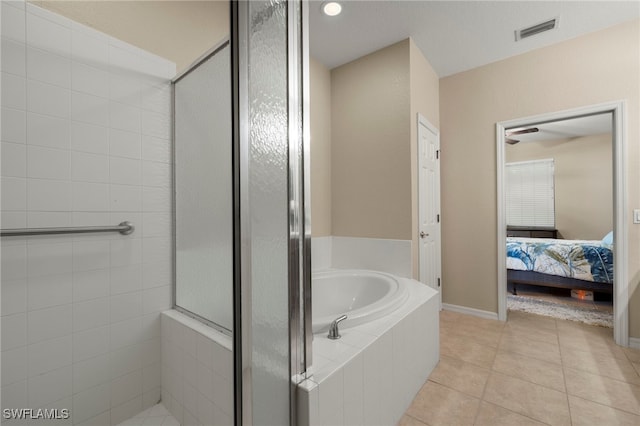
[
  {"x1": 0, "y1": 0, "x2": 309, "y2": 423},
  {"x1": 174, "y1": 40, "x2": 233, "y2": 333},
  {"x1": 171, "y1": 1, "x2": 311, "y2": 424}
]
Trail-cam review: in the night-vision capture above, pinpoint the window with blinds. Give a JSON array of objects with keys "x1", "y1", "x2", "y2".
[{"x1": 506, "y1": 159, "x2": 555, "y2": 227}]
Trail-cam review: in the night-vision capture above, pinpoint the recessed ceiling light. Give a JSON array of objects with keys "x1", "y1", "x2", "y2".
[{"x1": 322, "y1": 1, "x2": 342, "y2": 17}]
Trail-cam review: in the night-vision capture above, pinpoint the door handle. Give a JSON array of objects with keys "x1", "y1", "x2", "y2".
[{"x1": 420, "y1": 231, "x2": 429, "y2": 238}]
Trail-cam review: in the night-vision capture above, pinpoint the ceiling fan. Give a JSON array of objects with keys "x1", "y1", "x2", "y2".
[{"x1": 505, "y1": 127, "x2": 539, "y2": 145}]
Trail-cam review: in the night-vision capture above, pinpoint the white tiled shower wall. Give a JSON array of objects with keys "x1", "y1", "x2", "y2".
[
  {"x1": 1, "y1": 1, "x2": 175, "y2": 424},
  {"x1": 160, "y1": 310, "x2": 234, "y2": 426}
]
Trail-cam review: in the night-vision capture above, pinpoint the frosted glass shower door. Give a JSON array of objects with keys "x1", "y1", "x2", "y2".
[
  {"x1": 232, "y1": 0, "x2": 311, "y2": 424},
  {"x1": 174, "y1": 42, "x2": 233, "y2": 331}
]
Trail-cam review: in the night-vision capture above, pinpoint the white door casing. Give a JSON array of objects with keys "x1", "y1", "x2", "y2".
[
  {"x1": 418, "y1": 115, "x2": 442, "y2": 306},
  {"x1": 496, "y1": 101, "x2": 628, "y2": 347}
]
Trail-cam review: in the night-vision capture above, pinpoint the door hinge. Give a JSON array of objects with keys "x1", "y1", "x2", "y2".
[
  {"x1": 437, "y1": 278, "x2": 441, "y2": 287},
  {"x1": 436, "y1": 149, "x2": 440, "y2": 159},
  {"x1": 437, "y1": 214, "x2": 440, "y2": 223}
]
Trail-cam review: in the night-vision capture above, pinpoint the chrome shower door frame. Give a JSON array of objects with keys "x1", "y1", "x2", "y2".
[{"x1": 231, "y1": 0, "x2": 311, "y2": 425}]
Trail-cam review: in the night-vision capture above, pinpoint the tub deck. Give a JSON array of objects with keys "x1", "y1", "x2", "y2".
[{"x1": 298, "y1": 277, "x2": 440, "y2": 426}]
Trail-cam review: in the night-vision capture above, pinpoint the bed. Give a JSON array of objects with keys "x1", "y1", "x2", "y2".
[{"x1": 506, "y1": 237, "x2": 614, "y2": 294}]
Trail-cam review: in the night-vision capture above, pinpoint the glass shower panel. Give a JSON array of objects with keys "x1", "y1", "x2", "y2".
[
  {"x1": 243, "y1": 0, "x2": 295, "y2": 423},
  {"x1": 174, "y1": 43, "x2": 233, "y2": 331}
]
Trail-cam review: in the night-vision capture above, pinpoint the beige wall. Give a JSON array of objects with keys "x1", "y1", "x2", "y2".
[
  {"x1": 506, "y1": 133, "x2": 613, "y2": 240},
  {"x1": 310, "y1": 57, "x2": 332, "y2": 237},
  {"x1": 331, "y1": 40, "x2": 412, "y2": 240},
  {"x1": 329, "y1": 38, "x2": 439, "y2": 250},
  {"x1": 33, "y1": 1, "x2": 229, "y2": 74},
  {"x1": 409, "y1": 39, "x2": 440, "y2": 278},
  {"x1": 440, "y1": 20, "x2": 640, "y2": 336}
]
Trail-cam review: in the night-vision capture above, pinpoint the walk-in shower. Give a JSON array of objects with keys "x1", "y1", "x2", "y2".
[
  {"x1": 173, "y1": 41, "x2": 233, "y2": 333},
  {"x1": 0, "y1": 1, "x2": 176, "y2": 424},
  {"x1": 165, "y1": 1, "x2": 311, "y2": 425}
]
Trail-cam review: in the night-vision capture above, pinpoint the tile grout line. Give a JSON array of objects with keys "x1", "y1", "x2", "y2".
[
  {"x1": 556, "y1": 317, "x2": 570, "y2": 396},
  {"x1": 403, "y1": 412, "x2": 430, "y2": 426},
  {"x1": 553, "y1": 317, "x2": 640, "y2": 420},
  {"x1": 567, "y1": 394, "x2": 640, "y2": 420},
  {"x1": 476, "y1": 314, "x2": 567, "y2": 426},
  {"x1": 555, "y1": 318, "x2": 575, "y2": 426},
  {"x1": 434, "y1": 311, "x2": 640, "y2": 425},
  {"x1": 470, "y1": 319, "x2": 505, "y2": 425}
]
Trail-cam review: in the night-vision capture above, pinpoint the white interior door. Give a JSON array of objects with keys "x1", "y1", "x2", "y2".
[{"x1": 418, "y1": 115, "x2": 442, "y2": 306}]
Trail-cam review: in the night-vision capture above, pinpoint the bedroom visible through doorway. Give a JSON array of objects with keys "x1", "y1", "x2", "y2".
[
  {"x1": 505, "y1": 114, "x2": 613, "y2": 327},
  {"x1": 496, "y1": 101, "x2": 629, "y2": 346}
]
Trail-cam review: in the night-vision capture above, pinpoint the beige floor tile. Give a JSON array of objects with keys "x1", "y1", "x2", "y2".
[
  {"x1": 564, "y1": 367, "x2": 640, "y2": 415},
  {"x1": 442, "y1": 316, "x2": 504, "y2": 338},
  {"x1": 499, "y1": 333, "x2": 561, "y2": 364},
  {"x1": 440, "y1": 332, "x2": 497, "y2": 369},
  {"x1": 483, "y1": 372, "x2": 571, "y2": 426},
  {"x1": 493, "y1": 350, "x2": 566, "y2": 392},
  {"x1": 441, "y1": 321, "x2": 503, "y2": 348},
  {"x1": 557, "y1": 328, "x2": 616, "y2": 347},
  {"x1": 568, "y1": 395, "x2": 640, "y2": 426},
  {"x1": 396, "y1": 414, "x2": 428, "y2": 426},
  {"x1": 461, "y1": 316, "x2": 506, "y2": 333},
  {"x1": 438, "y1": 319, "x2": 458, "y2": 334},
  {"x1": 440, "y1": 310, "x2": 468, "y2": 324},
  {"x1": 411, "y1": 310, "x2": 640, "y2": 426},
  {"x1": 406, "y1": 381, "x2": 480, "y2": 426},
  {"x1": 558, "y1": 332, "x2": 628, "y2": 360},
  {"x1": 560, "y1": 346, "x2": 640, "y2": 385},
  {"x1": 474, "y1": 401, "x2": 547, "y2": 426},
  {"x1": 502, "y1": 322, "x2": 559, "y2": 346},
  {"x1": 556, "y1": 319, "x2": 613, "y2": 337},
  {"x1": 428, "y1": 355, "x2": 490, "y2": 398},
  {"x1": 556, "y1": 320, "x2": 614, "y2": 340},
  {"x1": 623, "y1": 346, "x2": 640, "y2": 363},
  {"x1": 507, "y1": 310, "x2": 557, "y2": 332}
]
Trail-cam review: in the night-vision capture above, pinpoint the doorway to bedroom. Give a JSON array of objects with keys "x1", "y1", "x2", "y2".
[
  {"x1": 505, "y1": 114, "x2": 613, "y2": 327},
  {"x1": 496, "y1": 102, "x2": 629, "y2": 346}
]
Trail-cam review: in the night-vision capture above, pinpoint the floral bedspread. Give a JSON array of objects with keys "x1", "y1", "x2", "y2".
[{"x1": 506, "y1": 237, "x2": 614, "y2": 284}]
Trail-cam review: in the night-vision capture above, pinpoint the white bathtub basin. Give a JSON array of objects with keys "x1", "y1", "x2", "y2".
[{"x1": 312, "y1": 269, "x2": 409, "y2": 333}]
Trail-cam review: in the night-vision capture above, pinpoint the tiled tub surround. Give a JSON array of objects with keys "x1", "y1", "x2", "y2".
[
  {"x1": 160, "y1": 310, "x2": 234, "y2": 426},
  {"x1": 298, "y1": 278, "x2": 439, "y2": 426},
  {"x1": 1, "y1": 1, "x2": 175, "y2": 424},
  {"x1": 311, "y1": 236, "x2": 412, "y2": 278}
]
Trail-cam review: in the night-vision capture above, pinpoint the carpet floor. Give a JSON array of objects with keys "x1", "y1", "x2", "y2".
[{"x1": 507, "y1": 294, "x2": 613, "y2": 328}]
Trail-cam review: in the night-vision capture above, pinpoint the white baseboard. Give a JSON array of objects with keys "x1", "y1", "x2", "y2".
[
  {"x1": 629, "y1": 337, "x2": 640, "y2": 349},
  {"x1": 442, "y1": 303, "x2": 500, "y2": 321}
]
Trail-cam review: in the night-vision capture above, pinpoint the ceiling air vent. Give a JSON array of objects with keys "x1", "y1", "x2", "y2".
[{"x1": 515, "y1": 18, "x2": 559, "y2": 41}]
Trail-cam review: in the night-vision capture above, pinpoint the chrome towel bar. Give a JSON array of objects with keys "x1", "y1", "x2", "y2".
[{"x1": 0, "y1": 221, "x2": 135, "y2": 237}]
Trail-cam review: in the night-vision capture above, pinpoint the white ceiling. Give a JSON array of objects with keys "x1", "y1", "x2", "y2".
[
  {"x1": 508, "y1": 113, "x2": 612, "y2": 143},
  {"x1": 309, "y1": 1, "x2": 640, "y2": 77}
]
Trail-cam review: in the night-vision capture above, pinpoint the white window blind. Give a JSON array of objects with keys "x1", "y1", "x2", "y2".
[{"x1": 506, "y1": 159, "x2": 555, "y2": 227}]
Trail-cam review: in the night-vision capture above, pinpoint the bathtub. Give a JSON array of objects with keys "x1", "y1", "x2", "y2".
[
  {"x1": 300, "y1": 269, "x2": 440, "y2": 426},
  {"x1": 312, "y1": 269, "x2": 409, "y2": 333}
]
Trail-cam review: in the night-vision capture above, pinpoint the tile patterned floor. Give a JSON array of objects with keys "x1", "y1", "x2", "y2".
[
  {"x1": 117, "y1": 403, "x2": 179, "y2": 426},
  {"x1": 399, "y1": 310, "x2": 640, "y2": 426}
]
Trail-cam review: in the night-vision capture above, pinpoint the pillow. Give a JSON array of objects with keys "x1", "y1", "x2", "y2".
[{"x1": 602, "y1": 231, "x2": 614, "y2": 245}]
